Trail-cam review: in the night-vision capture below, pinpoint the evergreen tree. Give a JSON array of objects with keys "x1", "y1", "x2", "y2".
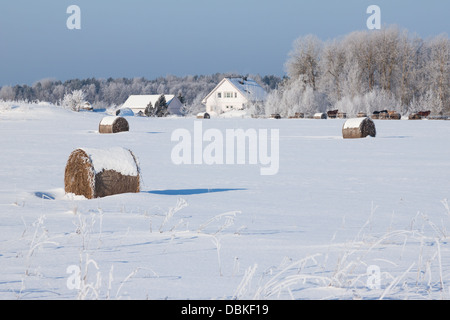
[
  {"x1": 177, "y1": 93, "x2": 186, "y2": 105},
  {"x1": 155, "y1": 94, "x2": 169, "y2": 117},
  {"x1": 144, "y1": 101, "x2": 153, "y2": 117}
]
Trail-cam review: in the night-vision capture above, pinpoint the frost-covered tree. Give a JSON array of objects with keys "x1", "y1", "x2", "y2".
[
  {"x1": 426, "y1": 34, "x2": 450, "y2": 114},
  {"x1": 285, "y1": 35, "x2": 323, "y2": 91},
  {"x1": 269, "y1": 26, "x2": 449, "y2": 116},
  {"x1": 0, "y1": 86, "x2": 15, "y2": 101},
  {"x1": 61, "y1": 89, "x2": 87, "y2": 111}
]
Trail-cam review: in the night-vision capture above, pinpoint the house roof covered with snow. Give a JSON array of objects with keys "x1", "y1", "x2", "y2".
[
  {"x1": 202, "y1": 77, "x2": 267, "y2": 104},
  {"x1": 227, "y1": 77, "x2": 267, "y2": 101},
  {"x1": 121, "y1": 94, "x2": 184, "y2": 115},
  {"x1": 122, "y1": 95, "x2": 176, "y2": 109}
]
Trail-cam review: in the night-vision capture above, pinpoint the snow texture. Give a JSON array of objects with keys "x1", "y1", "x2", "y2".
[
  {"x1": 228, "y1": 77, "x2": 267, "y2": 102},
  {"x1": 81, "y1": 147, "x2": 139, "y2": 176},
  {"x1": 343, "y1": 117, "x2": 366, "y2": 129},
  {"x1": 99, "y1": 116, "x2": 119, "y2": 126},
  {"x1": 1, "y1": 102, "x2": 450, "y2": 300}
]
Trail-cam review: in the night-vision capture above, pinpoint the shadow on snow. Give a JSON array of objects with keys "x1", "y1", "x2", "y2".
[{"x1": 143, "y1": 188, "x2": 247, "y2": 196}]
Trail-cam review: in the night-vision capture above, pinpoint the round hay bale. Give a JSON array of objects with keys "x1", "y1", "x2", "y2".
[
  {"x1": 342, "y1": 117, "x2": 376, "y2": 139},
  {"x1": 337, "y1": 112, "x2": 347, "y2": 119},
  {"x1": 64, "y1": 147, "x2": 140, "y2": 199},
  {"x1": 389, "y1": 112, "x2": 401, "y2": 120},
  {"x1": 409, "y1": 113, "x2": 421, "y2": 120},
  {"x1": 99, "y1": 116, "x2": 129, "y2": 134},
  {"x1": 313, "y1": 113, "x2": 327, "y2": 119},
  {"x1": 269, "y1": 113, "x2": 281, "y2": 119}
]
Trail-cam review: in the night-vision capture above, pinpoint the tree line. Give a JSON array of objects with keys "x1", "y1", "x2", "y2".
[
  {"x1": 0, "y1": 73, "x2": 281, "y2": 115},
  {"x1": 265, "y1": 25, "x2": 449, "y2": 117}
]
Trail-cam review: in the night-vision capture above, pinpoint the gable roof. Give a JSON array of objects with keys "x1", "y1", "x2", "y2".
[
  {"x1": 202, "y1": 77, "x2": 267, "y2": 104},
  {"x1": 122, "y1": 95, "x2": 176, "y2": 109},
  {"x1": 227, "y1": 77, "x2": 267, "y2": 101}
]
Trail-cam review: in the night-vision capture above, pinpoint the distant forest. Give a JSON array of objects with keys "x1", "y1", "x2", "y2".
[
  {"x1": 1, "y1": 25, "x2": 448, "y2": 117},
  {"x1": 0, "y1": 73, "x2": 283, "y2": 114}
]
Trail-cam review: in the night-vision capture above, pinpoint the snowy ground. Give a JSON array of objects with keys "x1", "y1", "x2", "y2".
[{"x1": 1, "y1": 102, "x2": 450, "y2": 300}]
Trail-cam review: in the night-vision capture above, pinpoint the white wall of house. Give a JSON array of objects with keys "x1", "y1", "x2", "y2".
[{"x1": 204, "y1": 80, "x2": 248, "y2": 114}]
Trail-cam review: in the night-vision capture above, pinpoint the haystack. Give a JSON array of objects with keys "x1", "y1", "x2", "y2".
[
  {"x1": 64, "y1": 147, "x2": 140, "y2": 199},
  {"x1": 313, "y1": 113, "x2": 327, "y2": 119},
  {"x1": 342, "y1": 117, "x2": 376, "y2": 139},
  {"x1": 197, "y1": 112, "x2": 211, "y2": 119},
  {"x1": 409, "y1": 113, "x2": 421, "y2": 120},
  {"x1": 337, "y1": 112, "x2": 347, "y2": 119},
  {"x1": 388, "y1": 112, "x2": 401, "y2": 120},
  {"x1": 99, "y1": 116, "x2": 129, "y2": 134},
  {"x1": 289, "y1": 112, "x2": 304, "y2": 119}
]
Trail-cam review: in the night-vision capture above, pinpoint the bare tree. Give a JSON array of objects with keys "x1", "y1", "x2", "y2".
[
  {"x1": 285, "y1": 35, "x2": 323, "y2": 90},
  {"x1": 427, "y1": 34, "x2": 450, "y2": 114}
]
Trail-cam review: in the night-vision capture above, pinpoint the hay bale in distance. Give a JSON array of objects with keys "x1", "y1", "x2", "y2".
[
  {"x1": 409, "y1": 113, "x2": 421, "y2": 120},
  {"x1": 327, "y1": 110, "x2": 338, "y2": 118},
  {"x1": 337, "y1": 112, "x2": 347, "y2": 119},
  {"x1": 270, "y1": 113, "x2": 281, "y2": 119},
  {"x1": 342, "y1": 117, "x2": 376, "y2": 139},
  {"x1": 64, "y1": 147, "x2": 140, "y2": 199},
  {"x1": 357, "y1": 112, "x2": 367, "y2": 118},
  {"x1": 313, "y1": 113, "x2": 327, "y2": 119},
  {"x1": 99, "y1": 116, "x2": 129, "y2": 134},
  {"x1": 289, "y1": 112, "x2": 304, "y2": 119}
]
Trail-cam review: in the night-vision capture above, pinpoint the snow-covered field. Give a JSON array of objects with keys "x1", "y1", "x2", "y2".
[{"x1": 1, "y1": 102, "x2": 450, "y2": 300}]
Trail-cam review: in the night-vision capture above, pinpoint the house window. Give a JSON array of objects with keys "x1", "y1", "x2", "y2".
[
  {"x1": 217, "y1": 92, "x2": 222, "y2": 98},
  {"x1": 235, "y1": 92, "x2": 237, "y2": 98}
]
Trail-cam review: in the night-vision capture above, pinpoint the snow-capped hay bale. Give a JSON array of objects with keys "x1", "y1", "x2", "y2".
[
  {"x1": 64, "y1": 147, "x2": 140, "y2": 199},
  {"x1": 313, "y1": 113, "x2": 327, "y2": 119},
  {"x1": 99, "y1": 116, "x2": 129, "y2": 134},
  {"x1": 337, "y1": 112, "x2": 347, "y2": 119},
  {"x1": 342, "y1": 117, "x2": 376, "y2": 139},
  {"x1": 389, "y1": 112, "x2": 401, "y2": 120},
  {"x1": 289, "y1": 112, "x2": 304, "y2": 119}
]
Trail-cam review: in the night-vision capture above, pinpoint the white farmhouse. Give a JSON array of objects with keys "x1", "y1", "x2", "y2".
[
  {"x1": 121, "y1": 94, "x2": 184, "y2": 116},
  {"x1": 202, "y1": 77, "x2": 267, "y2": 115}
]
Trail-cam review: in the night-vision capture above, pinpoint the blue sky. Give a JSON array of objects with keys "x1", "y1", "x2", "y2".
[{"x1": 0, "y1": 0, "x2": 448, "y2": 86}]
